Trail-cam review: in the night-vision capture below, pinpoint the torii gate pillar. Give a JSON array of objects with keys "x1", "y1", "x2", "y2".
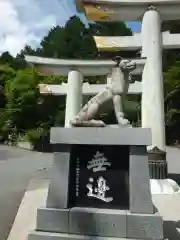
[
  {"x1": 65, "y1": 70, "x2": 83, "y2": 127},
  {"x1": 141, "y1": 6, "x2": 166, "y2": 152},
  {"x1": 141, "y1": 7, "x2": 171, "y2": 189}
]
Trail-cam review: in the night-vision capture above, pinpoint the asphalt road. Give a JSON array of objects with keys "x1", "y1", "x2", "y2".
[
  {"x1": 0, "y1": 145, "x2": 179, "y2": 240},
  {"x1": 0, "y1": 145, "x2": 53, "y2": 240}
]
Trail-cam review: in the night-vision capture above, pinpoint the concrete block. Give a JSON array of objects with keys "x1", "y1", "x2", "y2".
[
  {"x1": 129, "y1": 146, "x2": 154, "y2": 214},
  {"x1": 69, "y1": 207, "x2": 127, "y2": 238},
  {"x1": 29, "y1": 231, "x2": 134, "y2": 240},
  {"x1": 46, "y1": 147, "x2": 71, "y2": 208},
  {"x1": 36, "y1": 208, "x2": 69, "y2": 233},
  {"x1": 127, "y1": 212, "x2": 164, "y2": 239},
  {"x1": 50, "y1": 127, "x2": 152, "y2": 146}
]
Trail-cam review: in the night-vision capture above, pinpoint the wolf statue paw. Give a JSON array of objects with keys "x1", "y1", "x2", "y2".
[
  {"x1": 119, "y1": 118, "x2": 130, "y2": 126},
  {"x1": 116, "y1": 112, "x2": 131, "y2": 126},
  {"x1": 70, "y1": 119, "x2": 106, "y2": 127}
]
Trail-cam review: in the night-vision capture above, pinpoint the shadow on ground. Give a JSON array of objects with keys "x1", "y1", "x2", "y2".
[
  {"x1": 164, "y1": 220, "x2": 180, "y2": 240},
  {"x1": 168, "y1": 173, "x2": 180, "y2": 185}
]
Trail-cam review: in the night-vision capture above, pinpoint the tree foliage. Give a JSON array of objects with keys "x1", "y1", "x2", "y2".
[{"x1": 164, "y1": 61, "x2": 180, "y2": 144}]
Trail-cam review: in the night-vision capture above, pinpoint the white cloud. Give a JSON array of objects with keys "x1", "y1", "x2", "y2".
[{"x1": 0, "y1": 0, "x2": 75, "y2": 56}]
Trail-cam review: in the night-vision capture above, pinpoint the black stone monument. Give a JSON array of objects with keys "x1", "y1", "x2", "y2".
[{"x1": 68, "y1": 144, "x2": 129, "y2": 209}]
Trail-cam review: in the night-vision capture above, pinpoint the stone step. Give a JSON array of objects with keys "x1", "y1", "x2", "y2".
[
  {"x1": 36, "y1": 208, "x2": 69, "y2": 233},
  {"x1": 36, "y1": 207, "x2": 163, "y2": 239},
  {"x1": 28, "y1": 231, "x2": 150, "y2": 240}
]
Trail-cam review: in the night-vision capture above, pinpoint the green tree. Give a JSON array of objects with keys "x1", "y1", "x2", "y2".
[
  {"x1": 0, "y1": 52, "x2": 15, "y2": 67},
  {"x1": 21, "y1": 45, "x2": 37, "y2": 56},
  {"x1": 4, "y1": 67, "x2": 66, "y2": 136},
  {"x1": 0, "y1": 65, "x2": 16, "y2": 108},
  {"x1": 162, "y1": 21, "x2": 180, "y2": 71},
  {"x1": 5, "y1": 67, "x2": 40, "y2": 132},
  {"x1": 37, "y1": 15, "x2": 134, "y2": 60},
  {"x1": 164, "y1": 61, "x2": 180, "y2": 144},
  {"x1": 88, "y1": 21, "x2": 132, "y2": 36},
  {"x1": 40, "y1": 26, "x2": 65, "y2": 58},
  {"x1": 14, "y1": 52, "x2": 28, "y2": 69}
]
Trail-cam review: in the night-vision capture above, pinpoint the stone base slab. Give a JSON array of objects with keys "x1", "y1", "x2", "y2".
[
  {"x1": 35, "y1": 208, "x2": 163, "y2": 239},
  {"x1": 29, "y1": 231, "x2": 162, "y2": 240},
  {"x1": 127, "y1": 212, "x2": 163, "y2": 239},
  {"x1": 50, "y1": 127, "x2": 152, "y2": 146},
  {"x1": 70, "y1": 208, "x2": 126, "y2": 238},
  {"x1": 36, "y1": 208, "x2": 69, "y2": 233}
]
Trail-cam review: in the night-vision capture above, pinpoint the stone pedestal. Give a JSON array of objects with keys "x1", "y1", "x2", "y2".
[{"x1": 29, "y1": 127, "x2": 164, "y2": 240}]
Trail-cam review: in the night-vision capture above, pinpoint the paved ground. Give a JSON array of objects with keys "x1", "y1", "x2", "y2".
[
  {"x1": 0, "y1": 145, "x2": 180, "y2": 240},
  {"x1": 167, "y1": 146, "x2": 180, "y2": 184},
  {"x1": 0, "y1": 145, "x2": 53, "y2": 240},
  {"x1": 153, "y1": 194, "x2": 180, "y2": 240}
]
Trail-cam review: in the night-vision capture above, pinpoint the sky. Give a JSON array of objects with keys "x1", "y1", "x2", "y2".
[{"x1": 0, "y1": 0, "x2": 141, "y2": 56}]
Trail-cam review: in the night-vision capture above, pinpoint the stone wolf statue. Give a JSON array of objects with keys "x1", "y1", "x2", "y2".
[{"x1": 70, "y1": 57, "x2": 136, "y2": 127}]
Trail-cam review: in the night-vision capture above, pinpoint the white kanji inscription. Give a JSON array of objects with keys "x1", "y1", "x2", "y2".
[
  {"x1": 86, "y1": 176, "x2": 113, "y2": 202},
  {"x1": 87, "y1": 151, "x2": 111, "y2": 172},
  {"x1": 76, "y1": 158, "x2": 80, "y2": 197}
]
